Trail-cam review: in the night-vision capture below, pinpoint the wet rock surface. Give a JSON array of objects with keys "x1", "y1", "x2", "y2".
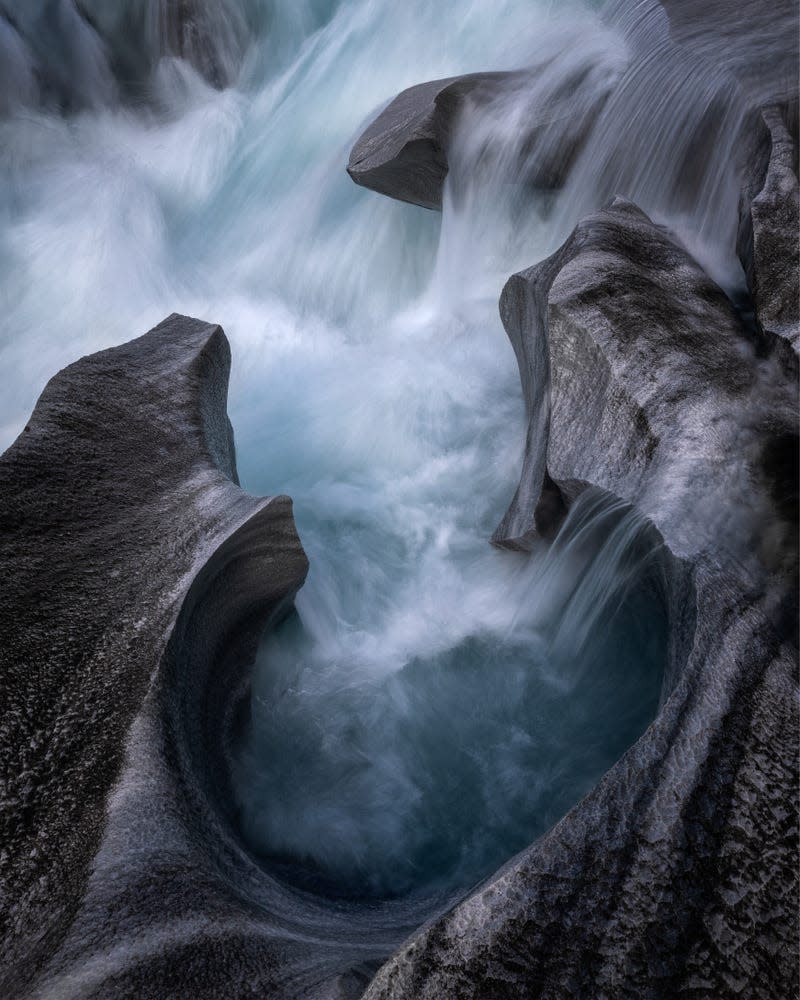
[
  {"x1": 0, "y1": 315, "x2": 381, "y2": 999},
  {"x1": 0, "y1": 0, "x2": 251, "y2": 112},
  {"x1": 363, "y1": 201, "x2": 799, "y2": 999},
  {"x1": 1, "y1": 217, "x2": 796, "y2": 998},
  {"x1": 659, "y1": 0, "x2": 799, "y2": 105},
  {"x1": 347, "y1": 68, "x2": 608, "y2": 210},
  {"x1": 347, "y1": 73, "x2": 513, "y2": 211},
  {"x1": 739, "y1": 101, "x2": 800, "y2": 361},
  {"x1": 1, "y1": 3, "x2": 798, "y2": 991},
  {"x1": 0, "y1": 315, "x2": 467, "y2": 1000}
]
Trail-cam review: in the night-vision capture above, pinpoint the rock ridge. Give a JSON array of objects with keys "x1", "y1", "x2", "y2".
[{"x1": 0, "y1": 315, "x2": 310, "y2": 997}]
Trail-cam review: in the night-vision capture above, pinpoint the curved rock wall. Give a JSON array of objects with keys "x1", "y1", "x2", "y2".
[
  {"x1": 1, "y1": 258, "x2": 796, "y2": 999},
  {"x1": 362, "y1": 202, "x2": 799, "y2": 999},
  {"x1": 0, "y1": 316, "x2": 310, "y2": 997},
  {"x1": 0, "y1": 314, "x2": 464, "y2": 999},
  {"x1": 2, "y1": 4, "x2": 798, "y2": 995}
]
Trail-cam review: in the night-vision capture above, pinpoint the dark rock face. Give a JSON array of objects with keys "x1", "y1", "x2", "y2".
[
  {"x1": 347, "y1": 68, "x2": 608, "y2": 211},
  {"x1": 0, "y1": 316, "x2": 309, "y2": 997},
  {"x1": 1, "y1": 226, "x2": 796, "y2": 998},
  {"x1": 0, "y1": 315, "x2": 462, "y2": 999},
  {"x1": 347, "y1": 74, "x2": 511, "y2": 211},
  {"x1": 363, "y1": 201, "x2": 799, "y2": 999},
  {"x1": 739, "y1": 102, "x2": 800, "y2": 360}
]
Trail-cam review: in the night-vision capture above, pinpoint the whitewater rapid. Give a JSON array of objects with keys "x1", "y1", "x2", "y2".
[{"x1": 2, "y1": 0, "x2": 775, "y2": 900}]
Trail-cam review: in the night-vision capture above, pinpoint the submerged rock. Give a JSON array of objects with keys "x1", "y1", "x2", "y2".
[
  {"x1": 0, "y1": 0, "x2": 252, "y2": 112},
  {"x1": 658, "y1": 0, "x2": 799, "y2": 106},
  {"x1": 363, "y1": 201, "x2": 799, "y2": 999}
]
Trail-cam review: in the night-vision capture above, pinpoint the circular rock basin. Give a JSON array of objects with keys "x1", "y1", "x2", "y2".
[{"x1": 231, "y1": 488, "x2": 669, "y2": 901}]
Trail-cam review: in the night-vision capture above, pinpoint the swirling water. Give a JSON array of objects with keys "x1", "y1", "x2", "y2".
[{"x1": 2, "y1": 0, "x2": 789, "y2": 901}]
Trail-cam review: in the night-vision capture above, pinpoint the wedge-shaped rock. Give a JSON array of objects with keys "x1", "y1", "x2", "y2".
[
  {"x1": 347, "y1": 67, "x2": 607, "y2": 210},
  {"x1": 347, "y1": 73, "x2": 510, "y2": 210}
]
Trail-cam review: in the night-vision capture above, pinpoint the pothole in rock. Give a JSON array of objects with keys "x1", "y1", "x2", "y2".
[{"x1": 231, "y1": 488, "x2": 671, "y2": 901}]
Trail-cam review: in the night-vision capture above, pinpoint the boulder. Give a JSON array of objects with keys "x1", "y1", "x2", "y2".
[
  {"x1": 363, "y1": 201, "x2": 799, "y2": 999},
  {"x1": 347, "y1": 66, "x2": 609, "y2": 210},
  {"x1": 347, "y1": 73, "x2": 512, "y2": 210}
]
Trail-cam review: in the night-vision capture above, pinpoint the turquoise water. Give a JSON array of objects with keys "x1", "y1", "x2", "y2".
[
  {"x1": 3, "y1": 0, "x2": 742, "y2": 900},
  {"x1": 237, "y1": 490, "x2": 668, "y2": 898}
]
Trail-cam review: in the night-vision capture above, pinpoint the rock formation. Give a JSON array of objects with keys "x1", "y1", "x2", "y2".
[
  {"x1": 362, "y1": 201, "x2": 799, "y2": 998},
  {"x1": 739, "y1": 101, "x2": 800, "y2": 361},
  {"x1": 0, "y1": 0, "x2": 251, "y2": 112},
  {"x1": 0, "y1": 315, "x2": 402, "y2": 999},
  {"x1": 1, "y1": 222, "x2": 797, "y2": 997},
  {"x1": 1, "y1": 3, "x2": 798, "y2": 995},
  {"x1": 347, "y1": 67, "x2": 609, "y2": 211},
  {"x1": 347, "y1": 73, "x2": 512, "y2": 210}
]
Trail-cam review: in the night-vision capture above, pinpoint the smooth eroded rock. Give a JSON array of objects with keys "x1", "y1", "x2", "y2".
[
  {"x1": 0, "y1": 316, "x2": 310, "y2": 997},
  {"x1": 347, "y1": 66, "x2": 608, "y2": 210},
  {"x1": 0, "y1": 314, "x2": 470, "y2": 999},
  {"x1": 363, "y1": 201, "x2": 799, "y2": 1000},
  {"x1": 347, "y1": 73, "x2": 511, "y2": 210}
]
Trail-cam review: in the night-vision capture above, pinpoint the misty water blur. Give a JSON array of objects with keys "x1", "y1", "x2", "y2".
[
  {"x1": 237, "y1": 490, "x2": 668, "y2": 897},
  {"x1": 1, "y1": 0, "x2": 781, "y2": 899}
]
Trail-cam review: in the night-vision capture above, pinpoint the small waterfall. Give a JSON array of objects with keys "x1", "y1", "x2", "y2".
[
  {"x1": 438, "y1": 0, "x2": 794, "y2": 297},
  {"x1": 234, "y1": 489, "x2": 667, "y2": 899},
  {"x1": 0, "y1": 0, "x2": 791, "y2": 904}
]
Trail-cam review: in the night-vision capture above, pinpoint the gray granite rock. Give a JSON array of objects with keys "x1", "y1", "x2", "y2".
[
  {"x1": 347, "y1": 74, "x2": 510, "y2": 210},
  {"x1": 0, "y1": 314, "x2": 301, "y2": 996},
  {"x1": 347, "y1": 68, "x2": 607, "y2": 211},
  {"x1": 0, "y1": 315, "x2": 439, "y2": 999},
  {"x1": 2, "y1": 218, "x2": 797, "y2": 1000},
  {"x1": 362, "y1": 201, "x2": 799, "y2": 999}
]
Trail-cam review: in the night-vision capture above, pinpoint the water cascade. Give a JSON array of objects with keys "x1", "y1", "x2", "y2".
[{"x1": 0, "y1": 0, "x2": 795, "y2": 986}]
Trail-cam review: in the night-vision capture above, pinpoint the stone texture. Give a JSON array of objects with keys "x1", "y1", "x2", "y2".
[
  {"x1": 347, "y1": 74, "x2": 511, "y2": 210},
  {"x1": 347, "y1": 68, "x2": 607, "y2": 211},
  {"x1": 0, "y1": 315, "x2": 430, "y2": 999},
  {"x1": 363, "y1": 201, "x2": 799, "y2": 999},
  {"x1": 738, "y1": 101, "x2": 800, "y2": 361}
]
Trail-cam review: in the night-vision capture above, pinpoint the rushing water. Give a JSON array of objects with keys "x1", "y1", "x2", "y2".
[
  {"x1": 2, "y1": 0, "x2": 791, "y2": 902},
  {"x1": 237, "y1": 489, "x2": 668, "y2": 898}
]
